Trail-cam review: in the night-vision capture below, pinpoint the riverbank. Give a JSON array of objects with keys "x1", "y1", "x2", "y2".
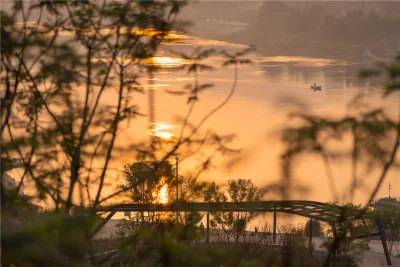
[
  {"x1": 178, "y1": 1, "x2": 400, "y2": 62},
  {"x1": 181, "y1": 22, "x2": 398, "y2": 62},
  {"x1": 94, "y1": 220, "x2": 400, "y2": 267}
]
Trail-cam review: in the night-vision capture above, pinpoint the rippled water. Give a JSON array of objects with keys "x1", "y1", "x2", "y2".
[
  {"x1": 133, "y1": 33, "x2": 399, "y2": 209},
  {"x1": 9, "y1": 29, "x2": 397, "y2": 219}
]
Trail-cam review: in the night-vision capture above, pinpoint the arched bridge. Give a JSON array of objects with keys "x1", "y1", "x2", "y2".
[
  {"x1": 93, "y1": 200, "x2": 392, "y2": 265},
  {"x1": 93, "y1": 200, "x2": 345, "y2": 241},
  {"x1": 95, "y1": 200, "x2": 343, "y2": 223}
]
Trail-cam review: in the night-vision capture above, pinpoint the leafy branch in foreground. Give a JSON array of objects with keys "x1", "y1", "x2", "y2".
[
  {"x1": 103, "y1": 46, "x2": 254, "y2": 204},
  {"x1": 1, "y1": 0, "x2": 188, "y2": 212},
  {"x1": 280, "y1": 54, "x2": 400, "y2": 266},
  {"x1": 1, "y1": 0, "x2": 256, "y2": 265}
]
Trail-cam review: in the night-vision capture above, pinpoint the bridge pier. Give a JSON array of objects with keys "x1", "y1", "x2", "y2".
[
  {"x1": 376, "y1": 216, "x2": 392, "y2": 266},
  {"x1": 309, "y1": 218, "x2": 313, "y2": 254},
  {"x1": 273, "y1": 207, "x2": 277, "y2": 243},
  {"x1": 330, "y1": 223, "x2": 337, "y2": 261},
  {"x1": 92, "y1": 201, "x2": 348, "y2": 244},
  {"x1": 206, "y1": 212, "x2": 210, "y2": 244}
]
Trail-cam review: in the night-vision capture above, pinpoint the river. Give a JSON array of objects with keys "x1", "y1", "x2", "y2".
[
  {"x1": 122, "y1": 32, "x2": 399, "y2": 210},
  {"x1": 6, "y1": 30, "x2": 398, "y2": 224}
]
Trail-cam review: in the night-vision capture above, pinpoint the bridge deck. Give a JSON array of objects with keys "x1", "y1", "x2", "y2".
[
  {"x1": 93, "y1": 200, "x2": 391, "y2": 265},
  {"x1": 96, "y1": 200, "x2": 343, "y2": 223}
]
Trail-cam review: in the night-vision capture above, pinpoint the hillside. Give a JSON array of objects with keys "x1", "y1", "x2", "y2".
[{"x1": 179, "y1": 1, "x2": 400, "y2": 60}]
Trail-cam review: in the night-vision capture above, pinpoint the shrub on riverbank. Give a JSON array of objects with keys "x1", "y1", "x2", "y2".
[{"x1": 105, "y1": 220, "x2": 359, "y2": 266}]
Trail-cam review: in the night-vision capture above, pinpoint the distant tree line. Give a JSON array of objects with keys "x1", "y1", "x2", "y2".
[{"x1": 256, "y1": 1, "x2": 400, "y2": 44}]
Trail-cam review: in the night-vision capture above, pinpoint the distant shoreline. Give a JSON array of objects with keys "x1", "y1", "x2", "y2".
[
  {"x1": 181, "y1": 18, "x2": 398, "y2": 62},
  {"x1": 183, "y1": 31, "x2": 359, "y2": 61}
]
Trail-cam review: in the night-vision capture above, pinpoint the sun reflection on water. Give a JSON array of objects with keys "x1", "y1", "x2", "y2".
[
  {"x1": 147, "y1": 56, "x2": 189, "y2": 67},
  {"x1": 152, "y1": 177, "x2": 168, "y2": 204},
  {"x1": 256, "y1": 56, "x2": 349, "y2": 67},
  {"x1": 148, "y1": 122, "x2": 175, "y2": 141},
  {"x1": 158, "y1": 184, "x2": 168, "y2": 204}
]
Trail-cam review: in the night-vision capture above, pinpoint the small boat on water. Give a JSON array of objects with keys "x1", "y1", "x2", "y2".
[{"x1": 310, "y1": 83, "x2": 322, "y2": 91}]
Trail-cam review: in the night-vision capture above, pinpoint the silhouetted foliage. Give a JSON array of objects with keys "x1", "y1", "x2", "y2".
[
  {"x1": 305, "y1": 220, "x2": 323, "y2": 237},
  {"x1": 373, "y1": 204, "x2": 400, "y2": 255},
  {"x1": 206, "y1": 179, "x2": 261, "y2": 242},
  {"x1": 280, "y1": 53, "x2": 400, "y2": 266},
  {"x1": 121, "y1": 161, "x2": 174, "y2": 204}
]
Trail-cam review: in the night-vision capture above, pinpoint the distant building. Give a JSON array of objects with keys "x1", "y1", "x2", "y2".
[
  {"x1": 372, "y1": 197, "x2": 400, "y2": 210},
  {"x1": 372, "y1": 183, "x2": 400, "y2": 210}
]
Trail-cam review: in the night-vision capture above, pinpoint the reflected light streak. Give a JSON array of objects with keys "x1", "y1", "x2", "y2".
[
  {"x1": 148, "y1": 122, "x2": 175, "y2": 141},
  {"x1": 257, "y1": 56, "x2": 349, "y2": 67},
  {"x1": 10, "y1": 24, "x2": 186, "y2": 42},
  {"x1": 145, "y1": 56, "x2": 189, "y2": 67},
  {"x1": 158, "y1": 184, "x2": 168, "y2": 204},
  {"x1": 93, "y1": 55, "x2": 189, "y2": 69}
]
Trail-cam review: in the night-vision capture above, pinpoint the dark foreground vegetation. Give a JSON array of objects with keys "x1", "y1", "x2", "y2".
[{"x1": 93, "y1": 222, "x2": 357, "y2": 267}]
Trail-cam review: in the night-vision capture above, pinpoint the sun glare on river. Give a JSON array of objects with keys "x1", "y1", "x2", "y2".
[
  {"x1": 158, "y1": 184, "x2": 168, "y2": 204},
  {"x1": 153, "y1": 177, "x2": 168, "y2": 204},
  {"x1": 145, "y1": 56, "x2": 189, "y2": 68}
]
